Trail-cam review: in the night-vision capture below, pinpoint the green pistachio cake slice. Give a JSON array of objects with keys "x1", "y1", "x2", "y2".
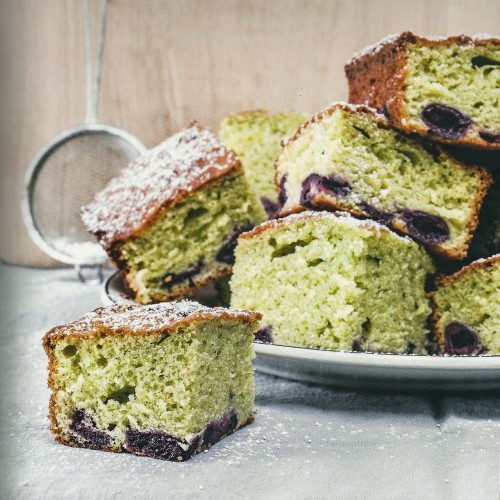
[
  {"x1": 82, "y1": 122, "x2": 266, "y2": 304},
  {"x1": 275, "y1": 103, "x2": 492, "y2": 260},
  {"x1": 230, "y1": 211, "x2": 435, "y2": 354},
  {"x1": 219, "y1": 110, "x2": 308, "y2": 216},
  {"x1": 432, "y1": 255, "x2": 500, "y2": 355},
  {"x1": 345, "y1": 32, "x2": 500, "y2": 149},
  {"x1": 43, "y1": 301, "x2": 261, "y2": 461}
]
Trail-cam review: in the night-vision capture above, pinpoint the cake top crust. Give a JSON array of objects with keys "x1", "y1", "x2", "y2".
[
  {"x1": 437, "y1": 254, "x2": 500, "y2": 287},
  {"x1": 222, "y1": 109, "x2": 307, "y2": 121},
  {"x1": 43, "y1": 301, "x2": 261, "y2": 344},
  {"x1": 239, "y1": 210, "x2": 414, "y2": 245},
  {"x1": 279, "y1": 102, "x2": 388, "y2": 149},
  {"x1": 347, "y1": 32, "x2": 500, "y2": 66},
  {"x1": 276, "y1": 101, "x2": 490, "y2": 183},
  {"x1": 222, "y1": 109, "x2": 269, "y2": 119},
  {"x1": 81, "y1": 123, "x2": 241, "y2": 249}
]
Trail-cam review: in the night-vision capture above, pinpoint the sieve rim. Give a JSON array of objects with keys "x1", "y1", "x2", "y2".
[{"x1": 22, "y1": 123, "x2": 147, "y2": 265}]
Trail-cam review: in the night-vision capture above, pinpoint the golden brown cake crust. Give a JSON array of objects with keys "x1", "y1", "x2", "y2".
[
  {"x1": 238, "y1": 210, "x2": 400, "y2": 242},
  {"x1": 434, "y1": 253, "x2": 500, "y2": 288},
  {"x1": 43, "y1": 301, "x2": 261, "y2": 347},
  {"x1": 81, "y1": 122, "x2": 242, "y2": 251},
  {"x1": 345, "y1": 32, "x2": 500, "y2": 150},
  {"x1": 274, "y1": 102, "x2": 493, "y2": 260}
]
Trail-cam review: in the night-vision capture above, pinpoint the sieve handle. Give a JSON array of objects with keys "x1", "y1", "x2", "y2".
[{"x1": 83, "y1": 0, "x2": 107, "y2": 124}]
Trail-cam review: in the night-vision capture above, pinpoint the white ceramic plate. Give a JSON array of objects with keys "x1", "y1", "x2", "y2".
[
  {"x1": 103, "y1": 272, "x2": 500, "y2": 392},
  {"x1": 253, "y1": 343, "x2": 500, "y2": 392}
]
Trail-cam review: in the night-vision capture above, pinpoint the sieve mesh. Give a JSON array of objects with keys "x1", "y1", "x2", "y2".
[{"x1": 28, "y1": 128, "x2": 142, "y2": 265}]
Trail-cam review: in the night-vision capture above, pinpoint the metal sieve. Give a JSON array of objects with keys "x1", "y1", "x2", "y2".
[{"x1": 22, "y1": 0, "x2": 146, "y2": 283}]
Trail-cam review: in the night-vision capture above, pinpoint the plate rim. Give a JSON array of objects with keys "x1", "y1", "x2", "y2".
[{"x1": 253, "y1": 342, "x2": 500, "y2": 369}]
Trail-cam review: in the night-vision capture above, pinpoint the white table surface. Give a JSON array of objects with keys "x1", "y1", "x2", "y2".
[{"x1": 1, "y1": 264, "x2": 499, "y2": 500}]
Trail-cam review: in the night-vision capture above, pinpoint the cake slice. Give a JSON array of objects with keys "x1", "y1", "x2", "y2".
[
  {"x1": 275, "y1": 103, "x2": 492, "y2": 260},
  {"x1": 43, "y1": 302, "x2": 261, "y2": 461},
  {"x1": 230, "y1": 211, "x2": 435, "y2": 354},
  {"x1": 219, "y1": 110, "x2": 307, "y2": 216},
  {"x1": 432, "y1": 255, "x2": 500, "y2": 355},
  {"x1": 345, "y1": 32, "x2": 500, "y2": 149},
  {"x1": 82, "y1": 123, "x2": 265, "y2": 304}
]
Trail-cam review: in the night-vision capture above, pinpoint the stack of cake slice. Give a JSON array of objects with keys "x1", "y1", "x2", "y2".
[
  {"x1": 230, "y1": 32, "x2": 499, "y2": 355},
  {"x1": 80, "y1": 32, "x2": 498, "y2": 355}
]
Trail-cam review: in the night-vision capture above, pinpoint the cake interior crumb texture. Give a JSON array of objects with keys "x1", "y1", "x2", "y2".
[
  {"x1": 219, "y1": 110, "x2": 307, "y2": 213},
  {"x1": 44, "y1": 303, "x2": 258, "y2": 461},
  {"x1": 230, "y1": 212, "x2": 435, "y2": 354},
  {"x1": 433, "y1": 257, "x2": 500, "y2": 355},
  {"x1": 119, "y1": 169, "x2": 265, "y2": 303},
  {"x1": 403, "y1": 41, "x2": 500, "y2": 141},
  {"x1": 276, "y1": 104, "x2": 490, "y2": 259}
]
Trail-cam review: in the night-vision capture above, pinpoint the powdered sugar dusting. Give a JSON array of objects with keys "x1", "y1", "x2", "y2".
[
  {"x1": 81, "y1": 124, "x2": 240, "y2": 248},
  {"x1": 347, "y1": 33, "x2": 402, "y2": 65},
  {"x1": 45, "y1": 301, "x2": 260, "y2": 340}
]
